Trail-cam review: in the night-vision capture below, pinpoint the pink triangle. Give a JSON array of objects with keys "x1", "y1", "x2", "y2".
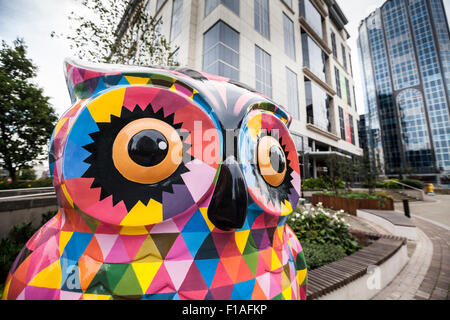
[
  {"x1": 16, "y1": 289, "x2": 25, "y2": 300},
  {"x1": 164, "y1": 236, "x2": 193, "y2": 261},
  {"x1": 149, "y1": 218, "x2": 180, "y2": 234},
  {"x1": 164, "y1": 260, "x2": 194, "y2": 290},
  {"x1": 119, "y1": 235, "x2": 148, "y2": 261},
  {"x1": 95, "y1": 234, "x2": 119, "y2": 259},
  {"x1": 146, "y1": 264, "x2": 175, "y2": 294},
  {"x1": 60, "y1": 290, "x2": 83, "y2": 300},
  {"x1": 173, "y1": 209, "x2": 196, "y2": 231},
  {"x1": 123, "y1": 86, "x2": 159, "y2": 112},
  {"x1": 269, "y1": 271, "x2": 282, "y2": 299},
  {"x1": 256, "y1": 273, "x2": 271, "y2": 299},
  {"x1": 181, "y1": 160, "x2": 216, "y2": 203},
  {"x1": 104, "y1": 236, "x2": 130, "y2": 263},
  {"x1": 84, "y1": 196, "x2": 128, "y2": 226}
]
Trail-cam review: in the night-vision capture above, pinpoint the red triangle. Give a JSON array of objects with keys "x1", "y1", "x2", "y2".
[
  {"x1": 210, "y1": 260, "x2": 233, "y2": 289},
  {"x1": 83, "y1": 236, "x2": 103, "y2": 261},
  {"x1": 179, "y1": 263, "x2": 208, "y2": 292},
  {"x1": 220, "y1": 238, "x2": 241, "y2": 258},
  {"x1": 6, "y1": 276, "x2": 27, "y2": 300},
  {"x1": 256, "y1": 252, "x2": 270, "y2": 277},
  {"x1": 146, "y1": 264, "x2": 175, "y2": 294},
  {"x1": 252, "y1": 280, "x2": 268, "y2": 300},
  {"x1": 95, "y1": 222, "x2": 121, "y2": 234},
  {"x1": 209, "y1": 284, "x2": 234, "y2": 300},
  {"x1": 211, "y1": 233, "x2": 233, "y2": 256},
  {"x1": 178, "y1": 289, "x2": 208, "y2": 300}
]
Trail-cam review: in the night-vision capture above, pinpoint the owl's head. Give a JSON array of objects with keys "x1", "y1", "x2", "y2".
[{"x1": 50, "y1": 59, "x2": 301, "y2": 231}]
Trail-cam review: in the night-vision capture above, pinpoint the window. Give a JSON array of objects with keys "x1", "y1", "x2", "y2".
[
  {"x1": 349, "y1": 114, "x2": 355, "y2": 145},
  {"x1": 345, "y1": 78, "x2": 351, "y2": 105},
  {"x1": 255, "y1": 45, "x2": 272, "y2": 97},
  {"x1": 286, "y1": 67, "x2": 299, "y2": 120},
  {"x1": 156, "y1": 0, "x2": 165, "y2": 12},
  {"x1": 205, "y1": 0, "x2": 239, "y2": 16},
  {"x1": 283, "y1": 13, "x2": 296, "y2": 60},
  {"x1": 349, "y1": 53, "x2": 353, "y2": 76},
  {"x1": 341, "y1": 44, "x2": 347, "y2": 70},
  {"x1": 203, "y1": 21, "x2": 240, "y2": 81},
  {"x1": 254, "y1": 0, "x2": 270, "y2": 39},
  {"x1": 331, "y1": 31, "x2": 337, "y2": 58},
  {"x1": 305, "y1": 78, "x2": 331, "y2": 132},
  {"x1": 170, "y1": 0, "x2": 183, "y2": 40},
  {"x1": 339, "y1": 106, "x2": 346, "y2": 139},
  {"x1": 302, "y1": 30, "x2": 327, "y2": 82},
  {"x1": 353, "y1": 86, "x2": 357, "y2": 110},
  {"x1": 335, "y1": 67, "x2": 341, "y2": 97},
  {"x1": 299, "y1": 0, "x2": 323, "y2": 38}
]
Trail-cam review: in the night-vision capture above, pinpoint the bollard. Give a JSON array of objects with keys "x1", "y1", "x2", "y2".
[{"x1": 403, "y1": 199, "x2": 411, "y2": 218}]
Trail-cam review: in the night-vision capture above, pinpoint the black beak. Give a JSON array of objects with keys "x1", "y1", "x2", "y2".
[{"x1": 207, "y1": 155, "x2": 248, "y2": 231}]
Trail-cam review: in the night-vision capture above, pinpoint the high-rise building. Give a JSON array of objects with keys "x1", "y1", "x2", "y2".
[
  {"x1": 358, "y1": 0, "x2": 450, "y2": 183},
  {"x1": 118, "y1": 0, "x2": 362, "y2": 179}
]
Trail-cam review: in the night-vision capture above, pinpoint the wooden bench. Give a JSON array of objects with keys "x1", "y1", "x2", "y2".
[{"x1": 306, "y1": 232, "x2": 407, "y2": 300}]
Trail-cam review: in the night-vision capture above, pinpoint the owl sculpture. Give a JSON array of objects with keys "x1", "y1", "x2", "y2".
[{"x1": 2, "y1": 60, "x2": 307, "y2": 300}]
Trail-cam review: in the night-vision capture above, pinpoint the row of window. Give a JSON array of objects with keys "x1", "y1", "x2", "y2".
[{"x1": 202, "y1": 20, "x2": 356, "y2": 145}]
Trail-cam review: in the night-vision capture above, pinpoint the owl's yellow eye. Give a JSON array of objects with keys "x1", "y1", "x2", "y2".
[
  {"x1": 112, "y1": 118, "x2": 182, "y2": 184},
  {"x1": 257, "y1": 135, "x2": 287, "y2": 187}
]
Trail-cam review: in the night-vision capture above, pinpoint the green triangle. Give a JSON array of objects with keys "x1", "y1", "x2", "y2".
[
  {"x1": 75, "y1": 205, "x2": 99, "y2": 233},
  {"x1": 272, "y1": 293, "x2": 284, "y2": 300},
  {"x1": 85, "y1": 264, "x2": 112, "y2": 295},
  {"x1": 105, "y1": 263, "x2": 129, "y2": 292},
  {"x1": 242, "y1": 251, "x2": 259, "y2": 276},
  {"x1": 242, "y1": 233, "x2": 258, "y2": 255},
  {"x1": 112, "y1": 264, "x2": 143, "y2": 296}
]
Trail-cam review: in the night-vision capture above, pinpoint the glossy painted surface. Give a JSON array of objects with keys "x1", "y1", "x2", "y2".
[{"x1": 2, "y1": 60, "x2": 307, "y2": 300}]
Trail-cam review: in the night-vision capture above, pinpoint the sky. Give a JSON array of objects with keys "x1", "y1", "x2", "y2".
[{"x1": 0, "y1": 0, "x2": 449, "y2": 117}]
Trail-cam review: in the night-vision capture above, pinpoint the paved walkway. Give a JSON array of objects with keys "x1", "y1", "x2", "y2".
[{"x1": 372, "y1": 216, "x2": 449, "y2": 300}]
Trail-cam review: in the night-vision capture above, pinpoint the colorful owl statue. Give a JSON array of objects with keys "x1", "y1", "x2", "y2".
[{"x1": 2, "y1": 60, "x2": 307, "y2": 300}]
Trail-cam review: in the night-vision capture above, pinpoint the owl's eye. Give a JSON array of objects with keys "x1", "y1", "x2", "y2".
[
  {"x1": 257, "y1": 135, "x2": 287, "y2": 187},
  {"x1": 112, "y1": 118, "x2": 183, "y2": 184}
]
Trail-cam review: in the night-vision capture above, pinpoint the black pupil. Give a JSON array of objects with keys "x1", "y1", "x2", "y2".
[
  {"x1": 128, "y1": 130, "x2": 168, "y2": 167},
  {"x1": 269, "y1": 145, "x2": 286, "y2": 174}
]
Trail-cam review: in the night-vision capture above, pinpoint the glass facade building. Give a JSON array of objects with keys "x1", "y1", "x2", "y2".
[{"x1": 358, "y1": 0, "x2": 450, "y2": 182}]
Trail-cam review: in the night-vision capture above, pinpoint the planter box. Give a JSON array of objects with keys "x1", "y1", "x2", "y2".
[{"x1": 312, "y1": 194, "x2": 394, "y2": 216}]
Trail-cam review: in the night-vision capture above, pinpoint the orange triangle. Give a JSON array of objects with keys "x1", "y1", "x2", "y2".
[
  {"x1": 210, "y1": 260, "x2": 233, "y2": 288},
  {"x1": 252, "y1": 280, "x2": 268, "y2": 300},
  {"x1": 78, "y1": 254, "x2": 103, "y2": 292},
  {"x1": 236, "y1": 258, "x2": 255, "y2": 283},
  {"x1": 83, "y1": 236, "x2": 103, "y2": 261},
  {"x1": 221, "y1": 256, "x2": 242, "y2": 282},
  {"x1": 260, "y1": 248, "x2": 272, "y2": 269}
]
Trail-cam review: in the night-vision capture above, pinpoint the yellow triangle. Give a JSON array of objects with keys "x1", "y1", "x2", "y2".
[
  {"x1": 134, "y1": 235, "x2": 163, "y2": 262},
  {"x1": 87, "y1": 87, "x2": 126, "y2": 123},
  {"x1": 282, "y1": 285, "x2": 292, "y2": 300},
  {"x1": 277, "y1": 226, "x2": 284, "y2": 243},
  {"x1": 54, "y1": 117, "x2": 68, "y2": 136},
  {"x1": 271, "y1": 248, "x2": 282, "y2": 270},
  {"x1": 1, "y1": 277, "x2": 11, "y2": 300},
  {"x1": 61, "y1": 184, "x2": 74, "y2": 208},
  {"x1": 281, "y1": 200, "x2": 293, "y2": 216},
  {"x1": 131, "y1": 261, "x2": 163, "y2": 293},
  {"x1": 247, "y1": 113, "x2": 262, "y2": 139},
  {"x1": 124, "y1": 76, "x2": 150, "y2": 85},
  {"x1": 120, "y1": 199, "x2": 163, "y2": 226},
  {"x1": 199, "y1": 207, "x2": 215, "y2": 231},
  {"x1": 235, "y1": 230, "x2": 250, "y2": 254},
  {"x1": 28, "y1": 260, "x2": 62, "y2": 289},
  {"x1": 119, "y1": 225, "x2": 149, "y2": 235},
  {"x1": 296, "y1": 269, "x2": 307, "y2": 285},
  {"x1": 169, "y1": 84, "x2": 177, "y2": 92},
  {"x1": 83, "y1": 293, "x2": 112, "y2": 300},
  {"x1": 59, "y1": 231, "x2": 73, "y2": 255}
]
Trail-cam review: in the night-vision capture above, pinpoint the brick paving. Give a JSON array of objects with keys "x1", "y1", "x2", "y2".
[{"x1": 373, "y1": 216, "x2": 449, "y2": 300}]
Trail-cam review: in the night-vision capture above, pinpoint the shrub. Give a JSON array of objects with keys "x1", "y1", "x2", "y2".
[
  {"x1": 302, "y1": 177, "x2": 328, "y2": 190},
  {"x1": 315, "y1": 191, "x2": 392, "y2": 201},
  {"x1": 0, "y1": 178, "x2": 52, "y2": 190},
  {"x1": 301, "y1": 242, "x2": 347, "y2": 270},
  {"x1": 288, "y1": 204, "x2": 360, "y2": 256},
  {"x1": 382, "y1": 179, "x2": 402, "y2": 189},
  {"x1": 401, "y1": 179, "x2": 424, "y2": 190}
]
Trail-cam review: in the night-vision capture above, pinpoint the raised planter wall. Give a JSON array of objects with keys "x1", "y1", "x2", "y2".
[{"x1": 312, "y1": 194, "x2": 394, "y2": 215}]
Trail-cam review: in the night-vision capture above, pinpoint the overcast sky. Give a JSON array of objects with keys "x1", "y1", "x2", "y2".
[{"x1": 0, "y1": 0, "x2": 449, "y2": 117}]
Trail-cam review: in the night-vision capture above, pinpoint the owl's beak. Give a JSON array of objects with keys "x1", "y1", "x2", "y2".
[{"x1": 207, "y1": 155, "x2": 248, "y2": 231}]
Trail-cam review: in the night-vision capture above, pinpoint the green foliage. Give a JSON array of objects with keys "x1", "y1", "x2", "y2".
[
  {"x1": 315, "y1": 191, "x2": 393, "y2": 201},
  {"x1": 53, "y1": 0, "x2": 179, "y2": 66},
  {"x1": 301, "y1": 242, "x2": 347, "y2": 270},
  {"x1": 401, "y1": 179, "x2": 424, "y2": 190},
  {"x1": 17, "y1": 168, "x2": 37, "y2": 181},
  {"x1": 0, "y1": 38, "x2": 58, "y2": 181},
  {"x1": 382, "y1": 179, "x2": 402, "y2": 189},
  {"x1": 302, "y1": 177, "x2": 344, "y2": 190},
  {"x1": 0, "y1": 211, "x2": 57, "y2": 284},
  {"x1": 288, "y1": 204, "x2": 360, "y2": 258},
  {"x1": 0, "y1": 178, "x2": 52, "y2": 190}
]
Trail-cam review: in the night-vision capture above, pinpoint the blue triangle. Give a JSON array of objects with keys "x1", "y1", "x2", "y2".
[
  {"x1": 92, "y1": 77, "x2": 107, "y2": 95},
  {"x1": 230, "y1": 278, "x2": 255, "y2": 300},
  {"x1": 182, "y1": 209, "x2": 210, "y2": 232},
  {"x1": 180, "y1": 232, "x2": 208, "y2": 258},
  {"x1": 117, "y1": 76, "x2": 130, "y2": 85},
  {"x1": 142, "y1": 292, "x2": 176, "y2": 300},
  {"x1": 195, "y1": 258, "x2": 219, "y2": 287}
]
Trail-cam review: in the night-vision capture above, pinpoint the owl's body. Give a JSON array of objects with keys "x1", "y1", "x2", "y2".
[{"x1": 2, "y1": 60, "x2": 307, "y2": 300}]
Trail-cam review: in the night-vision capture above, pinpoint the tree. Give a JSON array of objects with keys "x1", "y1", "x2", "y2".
[
  {"x1": 53, "y1": 0, "x2": 179, "y2": 66},
  {"x1": 324, "y1": 154, "x2": 348, "y2": 195},
  {"x1": 0, "y1": 39, "x2": 58, "y2": 181}
]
